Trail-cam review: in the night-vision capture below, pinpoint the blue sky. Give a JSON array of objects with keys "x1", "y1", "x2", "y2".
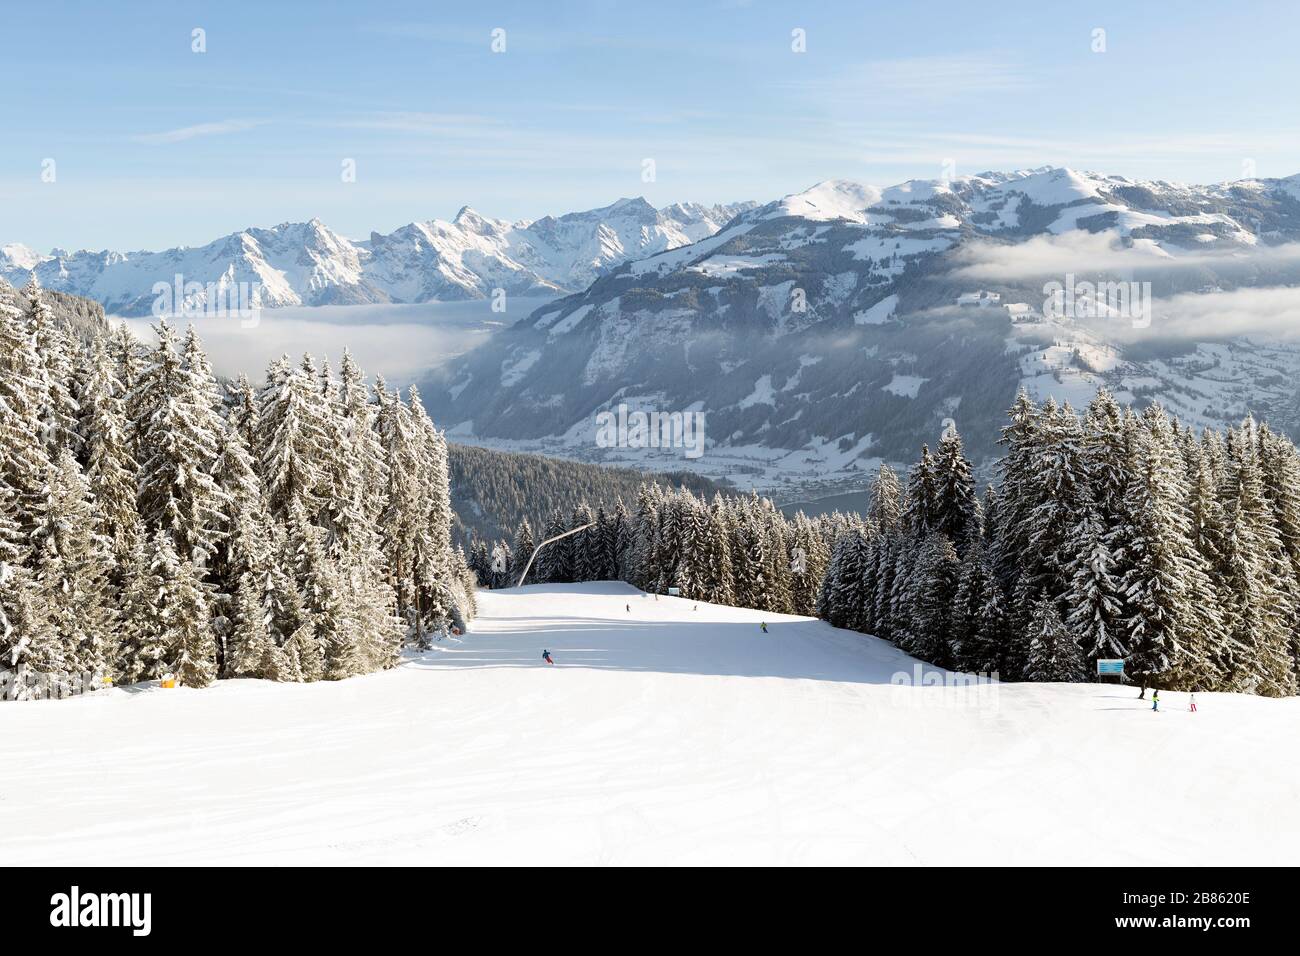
[{"x1": 3, "y1": 0, "x2": 1297, "y2": 250}]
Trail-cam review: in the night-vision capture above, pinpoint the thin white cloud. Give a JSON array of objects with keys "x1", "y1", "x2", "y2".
[
  {"x1": 951, "y1": 232, "x2": 1173, "y2": 279},
  {"x1": 857, "y1": 54, "x2": 1033, "y2": 98},
  {"x1": 1143, "y1": 285, "x2": 1300, "y2": 342},
  {"x1": 951, "y1": 232, "x2": 1300, "y2": 281},
  {"x1": 784, "y1": 53, "x2": 1034, "y2": 106},
  {"x1": 327, "y1": 111, "x2": 501, "y2": 133},
  {"x1": 113, "y1": 299, "x2": 556, "y2": 385},
  {"x1": 133, "y1": 119, "x2": 267, "y2": 144}
]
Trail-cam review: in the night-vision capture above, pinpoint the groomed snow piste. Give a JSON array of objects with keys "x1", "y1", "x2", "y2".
[{"x1": 4, "y1": 582, "x2": 1296, "y2": 865}]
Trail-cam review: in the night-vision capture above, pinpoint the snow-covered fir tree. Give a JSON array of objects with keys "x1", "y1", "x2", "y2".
[
  {"x1": 24, "y1": 278, "x2": 81, "y2": 455},
  {"x1": 0, "y1": 308, "x2": 467, "y2": 698},
  {"x1": 132, "y1": 322, "x2": 230, "y2": 566},
  {"x1": 78, "y1": 335, "x2": 140, "y2": 566},
  {"x1": 32, "y1": 449, "x2": 116, "y2": 678},
  {"x1": 1025, "y1": 594, "x2": 1087, "y2": 683},
  {"x1": 0, "y1": 298, "x2": 53, "y2": 531},
  {"x1": 952, "y1": 542, "x2": 1009, "y2": 675},
  {"x1": 900, "y1": 533, "x2": 960, "y2": 667},
  {"x1": 570, "y1": 503, "x2": 597, "y2": 583},
  {"x1": 932, "y1": 427, "x2": 978, "y2": 547},
  {"x1": 536, "y1": 509, "x2": 570, "y2": 584}
]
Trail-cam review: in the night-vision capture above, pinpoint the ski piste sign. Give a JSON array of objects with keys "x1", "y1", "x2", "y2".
[{"x1": 1097, "y1": 659, "x2": 1125, "y2": 676}]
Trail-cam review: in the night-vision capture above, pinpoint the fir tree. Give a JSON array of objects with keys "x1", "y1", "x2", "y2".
[
  {"x1": 933, "y1": 427, "x2": 978, "y2": 547},
  {"x1": 693, "y1": 494, "x2": 735, "y2": 606},
  {"x1": 537, "y1": 509, "x2": 571, "y2": 584},
  {"x1": 133, "y1": 322, "x2": 230, "y2": 565},
  {"x1": 591, "y1": 507, "x2": 616, "y2": 580},
  {"x1": 1022, "y1": 399, "x2": 1087, "y2": 607},
  {"x1": 257, "y1": 354, "x2": 329, "y2": 519},
  {"x1": 867, "y1": 463, "x2": 903, "y2": 535},
  {"x1": 0, "y1": 563, "x2": 61, "y2": 699},
  {"x1": 115, "y1": 532, "x2": 167, "y2": 684},
  {"x1": 827, "y1": 523, "x2": 869, "y2": 630},
  {"x1": 226, "y1": 571, "x2": 283, "y2": 680},
  {"x1": 953, "y1": 545, "x2": 1009, "y2": 675},
  {"x1": 1064, "y1": 485, "x2": 1125, "y2": 664},
  {"x1": 0, "y1": 299, "x2": 53, "y2": 531},
  {"x1": 79, "y1": 335, "x2": 140, "y2": 566},
  {"x1": 512, "y1": 518, "x2": 537, "y2": 581},
  {"x1": 901, "y1": 533, "x2": 960, "y2": 667},
  {"x1": 993, "y1": 389, "x2": 1040, "y2": 593},
  {"x1": 1120, "y1": 406, "x2": 1210, "y2": 690},
  {"x1": 570, "y1": 503, "x2": 597, "y2": 582},
  {"x1": 871, "y1": 533, "x2": 900, "y2": 641},
  {"x1": 1216, "y1": 422, "x2": 1296, "y2": 695},
  {"x1": 168, "y1": 551, "x2": 218, "y2": 689},
  {"x1": 903, "y1": 445, "x2": 941, "y2": 535},
  {"x1": 1024, "y1": 595, "x2": 1087, "y2": 682},
  {"x1": 611, "y1": 500, "x2": 632, "y2": 580},
  {"x1": 31, "y1": 450, "x2": 116, "y2": 677},
  {"x1": 24, "y1": 278, "x2": 80, "y2": 454},
  {"x1": 787, "y1": 511, "x2": 828, "y2": 617},
  {"x1": 629, "y1": 485, "x2": 662, "y2": 592}
]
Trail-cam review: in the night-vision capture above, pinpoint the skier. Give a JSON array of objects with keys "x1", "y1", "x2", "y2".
[
  {"x1": 542, "y1": 649, "x2": 554, "y2": 665},
  {"x1": 1151, "y1": 688, "x2": 1159, "y2": 712},
  {"x1": 760, "y1": 621, "x2": 768, "y2": 634},
  {"x1": 1189, "y1": 692, "x2": 1197, "y2": 713},
  {"x1": 626, "y1": 604, "x2": 630, "y2": 613}
]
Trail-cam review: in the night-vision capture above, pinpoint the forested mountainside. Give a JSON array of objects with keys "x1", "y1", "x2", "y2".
[
  {"x1": 448, "y1": 442, "x2": 727, "y2": 546},
  {"x1": 0, "y1": 279, "x2": 109, "y2": 343},
  {"x1": 477, "y1": 390, "x2": 1300, "y2": 698},
  {"x1": 1, "y1": 279, "x2": 474, "y2": 700}
]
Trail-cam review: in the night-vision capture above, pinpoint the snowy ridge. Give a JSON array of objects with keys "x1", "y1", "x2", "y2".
[{"x1": 0, "y1": 199, "x2": 756, "y2": 316}]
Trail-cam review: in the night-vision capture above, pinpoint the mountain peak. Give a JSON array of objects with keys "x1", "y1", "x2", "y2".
[
  {"x1": 560, "y1": 196, "x2": 658, "y2": 225},
  {"x1": 766, "y1": 179, "x2": 883, "y2": 223},
  {"x1": 452, "y1": 205, "x2": 508, "y2": 234},
  {"x1": 609, "y1": 196, "x2": 655, "y2": 213},
  {"x1": 0, "y1": 243, "x2": 43, "y2": 270}
]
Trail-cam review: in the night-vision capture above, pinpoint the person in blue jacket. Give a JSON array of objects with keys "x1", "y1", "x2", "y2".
[{"x1": 542, "y1": 649, "x2": 554, "y2": 665}]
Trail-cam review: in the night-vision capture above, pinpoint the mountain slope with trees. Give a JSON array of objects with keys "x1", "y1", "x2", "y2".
[
  {"x1": 448, "y1": 442, "x2": 727, "y2": 546},
  {"x1": 481, "y1": 389, "x2": 1300, "y2": 697},
  {"x1": 1, "y1": 280, "x2": 473, "y2": 700}
]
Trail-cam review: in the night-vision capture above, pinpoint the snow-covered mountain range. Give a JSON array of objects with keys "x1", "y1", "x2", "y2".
[
  {"x1": 422, "y1": 167, "x2": 1300, "y2": 491},
  {"x1": 0, "y1": 198, "x2": 755, "y2": 316}
]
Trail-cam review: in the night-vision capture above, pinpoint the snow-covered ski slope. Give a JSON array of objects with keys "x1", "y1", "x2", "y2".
[{"x1": 4, "y1": 582, "x2": 1297, "y2": 865}]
